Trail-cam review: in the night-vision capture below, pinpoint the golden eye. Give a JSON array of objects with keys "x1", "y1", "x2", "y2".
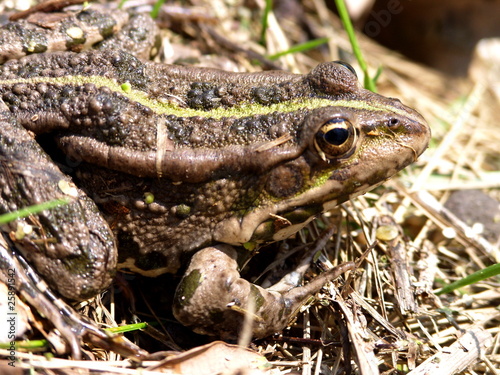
[{"x1": 314, "y1": 118, "x2": 356, "y2": 160}]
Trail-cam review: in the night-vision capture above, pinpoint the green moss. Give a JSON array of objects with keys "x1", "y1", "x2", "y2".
[{"x1": 174, "y1": 269, "x2": 203, "y2": 308}]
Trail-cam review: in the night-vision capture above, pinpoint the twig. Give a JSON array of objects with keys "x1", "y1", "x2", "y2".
[{"x1": 407, "y1": 326, "x2": 493, "y2": 375}]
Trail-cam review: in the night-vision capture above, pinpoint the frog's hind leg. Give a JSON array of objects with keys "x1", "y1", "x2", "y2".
[
  {"x1": 172, "y1": 244, "x2": 354, "y2": 339},
  {"x1": 0, "y1": 99, "x2": 117, "y2": 301},
  {"x1": 0, "y1": 100, "x2": 146, "y2": 357}
]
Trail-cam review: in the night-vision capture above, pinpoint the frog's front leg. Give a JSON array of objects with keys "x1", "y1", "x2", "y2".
[{"x1": 173, "y1": 244, "x2": 354, "y2": 339}]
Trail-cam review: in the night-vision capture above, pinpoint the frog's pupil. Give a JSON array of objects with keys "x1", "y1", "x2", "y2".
[
  {"x1": 388, "y1": 118, "x2": 399, "y2": 127},
  {"x1": 325, "y1": 128, "x2": 349, "y2": 146}
]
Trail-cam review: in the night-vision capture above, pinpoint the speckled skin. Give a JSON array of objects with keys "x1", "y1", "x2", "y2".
[
  {"x1": 0, "y1": 6, "x2": 430, "y2": 339},
  {"x1": 0, "y1": 7, "x2": 158, "y2": 62}
]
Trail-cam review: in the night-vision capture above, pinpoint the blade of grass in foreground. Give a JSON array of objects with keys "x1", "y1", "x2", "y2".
[
  {"x1": 0, "y1": 198, "x2": 70, "y2": 225},
  {"x1": 0, "y1": 323, "x2": 150, "y2": 354},
  {"x1": 436, "y1": 263, "x2": 500, "y2": 295}
]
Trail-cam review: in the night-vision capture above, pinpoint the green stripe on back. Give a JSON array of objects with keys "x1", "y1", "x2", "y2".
[{"x1": 0, "y1": 75, "x2": 411, "y2": 119}]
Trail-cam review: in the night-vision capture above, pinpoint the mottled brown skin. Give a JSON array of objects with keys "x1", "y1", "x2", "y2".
[{"x1": 0, "y1": 5, "x2": 430, "y2": 339}]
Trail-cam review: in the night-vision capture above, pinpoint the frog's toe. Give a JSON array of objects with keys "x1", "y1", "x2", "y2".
[{"x1": 172, "y1": 244, "x2": 354, "y2": 339}]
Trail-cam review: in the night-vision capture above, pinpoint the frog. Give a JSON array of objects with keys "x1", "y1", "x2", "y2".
[{"x1": 0, "y1": 3, "x2": 430, "y2": 343}]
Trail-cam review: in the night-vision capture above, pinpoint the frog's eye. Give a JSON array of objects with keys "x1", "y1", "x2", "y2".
[
  {"x1": 333, "y1": 61, "x2": 357, "y2": 78},
  {"x1": 314, "y1": 118, "x2": 356, "y2": 160}
]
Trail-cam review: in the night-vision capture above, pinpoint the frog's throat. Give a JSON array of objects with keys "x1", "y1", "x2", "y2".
[{"x1": 213, "y1": 177, "x2": 388, "y2": 246}]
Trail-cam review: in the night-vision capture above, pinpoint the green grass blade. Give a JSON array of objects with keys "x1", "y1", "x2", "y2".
[
  {"x1": 436, "y1": 263, "x2": 500, "y2": 295},
  {"x1": 0, "y1": 340, "x2": 49, "y2": 351},
  {"x1": 150, "y1": 0, "x2": 166, "y2": 19},
  {"x1": 267, "y1": 38, "x2": 330, "y2": 60},
  {"x1": 0, "y1": 198, "x2": 71, "y2": 225},
  {"x1": 106, "y1": 322, "x2": 149, "y2": 334},
  {"x1": 334, "y1": 0, "x2": 377, "y2": 92},
  {"x1": 260, "y1": 0, "x2": 273, "y2": 46}
]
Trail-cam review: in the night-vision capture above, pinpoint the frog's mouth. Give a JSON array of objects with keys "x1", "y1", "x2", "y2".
[{"x1": 247, "y1": 204, "x2": 327, "y2": 243}]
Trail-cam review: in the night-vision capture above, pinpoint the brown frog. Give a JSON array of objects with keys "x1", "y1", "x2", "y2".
[{"x1": 0, "y1": 4, "x2": 430, "y2": 342}]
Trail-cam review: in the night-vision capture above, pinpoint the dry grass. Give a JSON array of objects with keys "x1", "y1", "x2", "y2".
[{"x1": 2, "y1": 0, "x2": 499, "y2": 373}]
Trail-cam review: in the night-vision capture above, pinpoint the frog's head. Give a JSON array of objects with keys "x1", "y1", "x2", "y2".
[{"x1": 212, "y1": 62, "x2": 431, "y2": 246}]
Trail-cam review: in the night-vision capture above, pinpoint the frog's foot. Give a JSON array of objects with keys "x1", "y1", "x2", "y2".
[
  {"x1": 173, "y1": 244, "x2": 354, "y2": 339},
  {"x1": 0, "y1": 234, "x2": 148, "y2": 359}
]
